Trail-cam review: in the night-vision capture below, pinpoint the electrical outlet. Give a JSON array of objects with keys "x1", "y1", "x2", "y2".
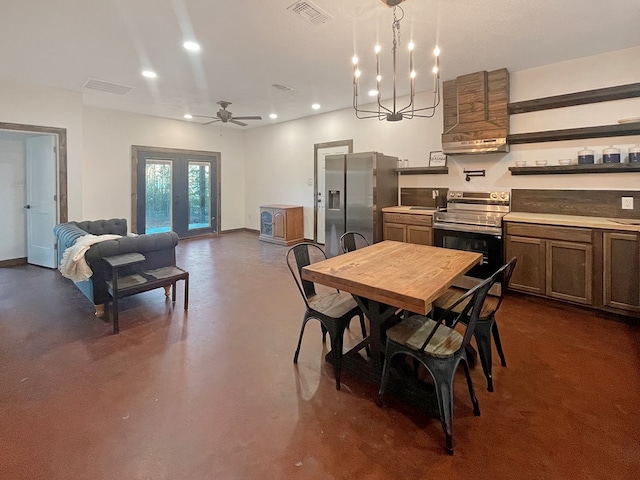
[{"x1": 622, "y1": 197, "x2": 634, "y2": 210}]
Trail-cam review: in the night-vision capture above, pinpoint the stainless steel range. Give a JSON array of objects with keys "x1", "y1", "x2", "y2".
[{"x1": 432, "y1": 191, "x2": 510, "y2": 294}]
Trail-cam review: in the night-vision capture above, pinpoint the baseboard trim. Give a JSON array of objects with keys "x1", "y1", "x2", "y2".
[
  {"x1": 0, "y1": 257, "x2": 28, "y2": 267},
  {"x1": 221, "y1": 228, "x2": 259, "y2": 234}
]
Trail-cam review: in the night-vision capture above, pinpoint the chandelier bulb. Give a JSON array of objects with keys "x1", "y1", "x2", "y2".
[
  {"x1": 354, "y1": 69, "x2": 361, "y2": 79},
  {"x1": 352, "y1": 55, "x2": 359, "y2": 65},
  {"x1": 434, "y1": 46, "x2": 441, "y2": 57},
  {"x1": 410, "y1": 71, "x2": 416, "y2": 79},
  {"x1": 408, "y1": 42, "x2": 415, "y2": 51},
  {"x1": 374, "y1": 45, "x2": 381, "y2": 54}
]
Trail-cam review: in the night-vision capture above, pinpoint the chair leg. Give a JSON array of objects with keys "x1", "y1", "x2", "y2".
[
  {"x1": 293, "y1": 316, "x2": 313, "y2": 364},
  {"x1": 431, "y1": 363, "x2": 456, "y2": 455},
  {"x1": 491, "y1": 319, "x2": 507, "y2": 367},
  {"x1": 376, "y1": 344, "x2": 397, "y2": 407},
  {"x1": 474, "y1": 322, "x2": 495, "y2": 392},
  {"x1": 330, "y1": 327, "x2": 345, "y2": 390},
  {"x1": 461, "y1": 359, "x2": 480, "y2": 416}
]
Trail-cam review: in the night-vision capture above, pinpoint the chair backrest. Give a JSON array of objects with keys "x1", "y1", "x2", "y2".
[
  {"x1": 488, "y1": 256, "x2": 518, "y2": 316},
  {"x1": 285, "y1": 242, "x2": 328, "y2": 307},
  {"x1": 419, "y1": 264, "x2": 504, "y2": 353},
  {"x1": 339, "y1": 231, "x2": 370, "y2": 253}
]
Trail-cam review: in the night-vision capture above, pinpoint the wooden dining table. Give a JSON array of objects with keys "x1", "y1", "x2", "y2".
[{"x1": 301, "y1": 240, "x2": 483, "y2": 383}]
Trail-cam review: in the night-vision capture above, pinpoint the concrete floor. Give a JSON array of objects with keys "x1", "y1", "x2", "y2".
[{"x1": 1, "y1": 231, "x2": 639, "y2": 480}]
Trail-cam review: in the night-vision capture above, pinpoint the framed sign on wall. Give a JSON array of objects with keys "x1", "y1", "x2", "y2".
[{"x1": 429, "y1": 151, "x2": 447, "y2": 167}]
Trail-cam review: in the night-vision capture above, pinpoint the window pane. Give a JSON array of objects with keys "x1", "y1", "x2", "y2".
[
  {"x1": 145, "y1": 160, "x2": 172, "y2": 233},
  {"x1": 188, "y1": 161, "x2": 210, "y2": 230}
]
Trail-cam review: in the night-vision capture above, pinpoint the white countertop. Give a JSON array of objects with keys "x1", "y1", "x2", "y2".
[
  {"x1": 382, "y1": 206, "x2": 436, "y2": 215},
  {"x1": 504, "y1": 212, "x2": 640, "y2": 232}
]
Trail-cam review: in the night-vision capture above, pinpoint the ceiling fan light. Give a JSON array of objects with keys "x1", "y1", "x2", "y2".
[
  {"x1": 311, "y1": 103, "x2": 321, "y2": 110},
  {"x1": 269, "y1": 113, "x2": 278, "y2": 119},
  {"x1": 183, "y1": 114, "x2": 193, "y2": 119},
  {"x1": 142, "y1": 70, "x2": 157, "y2": 78}
]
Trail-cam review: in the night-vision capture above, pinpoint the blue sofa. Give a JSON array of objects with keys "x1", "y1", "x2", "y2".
[{"x1": 54, "y1": 219, "x2": 179, "y2": 316}]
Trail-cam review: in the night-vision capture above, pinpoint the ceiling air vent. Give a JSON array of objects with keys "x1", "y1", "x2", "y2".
[
  {"x1": 82, "y1": 78, "x2": 134, "y2": 95},
  {"x1": 287, "y1": 1, "x2": 332, "y2": 26},
  {"x1": 271, "y1": 83, "x2": 294, "y2": 92}
]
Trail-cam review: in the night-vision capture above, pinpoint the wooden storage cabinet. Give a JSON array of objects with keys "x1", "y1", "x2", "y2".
[
  {"x1": 505, "y1": 223, "x2": 593, "y2": 305},
  {"x1": 505, "y1": 235, "x2": 545, "y2": 294},
  {"x1": 383, "y1": 212, "x2": 432, "y2": 246},
  {"x1": 546, "y1": 240, "x2": 592, "y2": 304},
  {"x1": 602, "y1": 231, "x2": 640, "y2": 312},
  {"x1": 259, "y1": 205, "x2": 304, "y2": 246}
]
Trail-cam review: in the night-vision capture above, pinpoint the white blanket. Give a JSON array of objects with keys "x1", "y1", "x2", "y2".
[{"x1": 59, "y1": 234, "x2": 122, "y2": 282}]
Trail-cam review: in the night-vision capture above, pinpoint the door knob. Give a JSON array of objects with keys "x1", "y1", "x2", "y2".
[{"x1": 23, "y1": 205, "x2": 31, "y2": 209}]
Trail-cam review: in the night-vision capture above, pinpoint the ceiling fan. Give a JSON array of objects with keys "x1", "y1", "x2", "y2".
[{"x1": 193, "y1": 101, "x2": 262, "y2": 127}]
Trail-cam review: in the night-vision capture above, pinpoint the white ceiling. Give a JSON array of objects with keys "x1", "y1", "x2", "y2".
[{"x1": 0, "y1": 0, "x2": 638, "y2": 128}]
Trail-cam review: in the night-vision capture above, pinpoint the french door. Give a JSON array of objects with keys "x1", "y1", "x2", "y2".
[{"x1": 133, "y1": 146, "x2": 220, "y2": 238}]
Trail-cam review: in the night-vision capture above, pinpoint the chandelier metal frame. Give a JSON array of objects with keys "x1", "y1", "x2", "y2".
[{"x1": 352, "y1": 5, "x2": 441, "y2": 121}]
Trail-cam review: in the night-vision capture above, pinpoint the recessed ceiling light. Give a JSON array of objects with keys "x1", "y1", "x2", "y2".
[
  {"x1": 312, "y1": 103, "x2": 321, "y2": 110},
  {"x1": 142, "y1": 70, "x2": 157, "y2": 78},
  {"x1": 269, "y1": 113, "x2": 278, "y2": 119},
  {"x1": 368, "y1": 89, "x2": 379, "y2": 96},
  {"x1": 184, "y1": 114, "x2": 193, "y2": 119},
  {"x1": 183, "y1": 41, "x2": 201, "y2": 52}
]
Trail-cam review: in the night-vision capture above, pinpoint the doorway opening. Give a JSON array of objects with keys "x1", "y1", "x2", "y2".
[
  {"x1": 0, "y1": 122, "x2": 67, "y2": 268},
  {"x1": 132, "y1": 146, "x2": 221, "y2": 238}
]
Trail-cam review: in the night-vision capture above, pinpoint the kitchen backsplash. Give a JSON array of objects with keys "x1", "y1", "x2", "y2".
[{"x1": 400, "y1": 188, "x2": 449, "y2": 207}]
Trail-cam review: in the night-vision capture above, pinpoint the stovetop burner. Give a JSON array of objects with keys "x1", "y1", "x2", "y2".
[{"x1": 433, "y1": 191, "x2": 510, "y2": 234}]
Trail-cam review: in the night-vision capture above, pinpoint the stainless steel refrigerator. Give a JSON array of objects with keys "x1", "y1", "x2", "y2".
[{"x1": 324, "y1": 151, "x2": 398, "y2": 257}]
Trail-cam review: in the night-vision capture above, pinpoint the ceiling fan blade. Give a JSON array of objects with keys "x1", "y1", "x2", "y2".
[
  {"x1": 231, "y1": 116, "x2": 262, "y2": 120},
  {"x1": 230, "y1": 119, "x2": 248, "y2": 127},
  {"x1": 202, "y1": 119, "x2": 221, "y2": 125},
  {"x1": 191, "y1": 114, "x2": 215, "y2": 119}
]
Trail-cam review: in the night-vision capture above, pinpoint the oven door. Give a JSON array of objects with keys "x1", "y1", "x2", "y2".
[{"x1": 433, "y1": 226, "x2": 503, "y2": 280}]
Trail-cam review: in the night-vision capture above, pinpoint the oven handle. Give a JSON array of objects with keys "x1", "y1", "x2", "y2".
[{"x1": 433, "y1": 222, "x2": 502, "y2": 237}]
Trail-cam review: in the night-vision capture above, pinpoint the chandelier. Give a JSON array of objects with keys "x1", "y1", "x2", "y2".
[{"x1": 352, "y1": 0, "x2": 441, "y2": 121}]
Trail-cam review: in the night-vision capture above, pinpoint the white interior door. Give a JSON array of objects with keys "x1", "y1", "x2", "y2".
[
  {"x1": 26, "y1": 135, "x2": 58, "y2": 268},
  {"x1": 316, "y1": 144, "x2": 349, "y2": 244}
]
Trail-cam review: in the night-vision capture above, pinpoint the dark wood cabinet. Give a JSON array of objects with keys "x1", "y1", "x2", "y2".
[
  {"x1": 505, "y1": 235, "x2": 545, "y2": 294},
  {"x1": 259, "y1": 205, "x2": 304, "y2": 246},
  {"x1": 505, "y1": 223, "x2": 593, "y2": 305},
  {"x1": 383, "y1": 212, "x2": 432, "y2": 246},
  {"x1": 546, "y1": 240, "x2": 593, "y2": 304},
  {"x1": 602, "y1": 231, "x2": 640, "y2": 313}
]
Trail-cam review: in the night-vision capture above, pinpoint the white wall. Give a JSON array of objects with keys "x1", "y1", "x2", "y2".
[
  {"x1": 0, "y1": 79, "x2": 84, "y2": 220},
  {"x1": 0, "y1": 138, "x2": 26, "y2": 260},
  {"x1": 244, "y1": 46, "x2": 640, "y2": 239},
  {"x1": 82, "y1": 107, "x2": 247, "y2": 230}
]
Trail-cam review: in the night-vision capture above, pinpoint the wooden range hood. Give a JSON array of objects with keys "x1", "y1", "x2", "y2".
[{"x1": 442, "y1": 68, "x2": 510, "y2": 155}]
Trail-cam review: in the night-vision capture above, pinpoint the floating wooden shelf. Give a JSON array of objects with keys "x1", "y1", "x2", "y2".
[
  {"x1": 507, "y1": 83, "x2": 640, "y2": 145},
  {"x1": 394, "y1": 166, "x2": 449, "y2": 175},
  {"x1": 507, "y1": 123, "x2": 640, "y2": 145},
  {"x1": 509, "y1": 163, "x2": 640, "y2": 175},
  {"x1": 508, "y1": 82, "x2": 640, "y2": 114}
]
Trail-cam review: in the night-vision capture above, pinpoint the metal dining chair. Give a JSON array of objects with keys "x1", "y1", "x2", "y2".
[
  {"x1": 376, "y1": 263, "x2": 505, "y2": 455},
  {"x1": 432, "y1": 257, "x2": 517, "y2": 392},
  {"x1": 339, "y1": 231, "x2": 369, "y2": 253},
  {"x1": 286, "y1": 242, "x2": 368, "y2": 390}
]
